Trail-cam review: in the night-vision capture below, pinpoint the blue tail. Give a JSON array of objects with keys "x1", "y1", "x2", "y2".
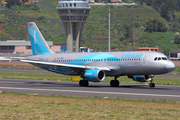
[{"x1": 28, "y1": 22, "x2": 53, "y2": 55}]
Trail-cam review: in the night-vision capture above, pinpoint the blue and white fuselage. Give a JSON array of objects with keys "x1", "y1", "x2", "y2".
[{"x1": 22, "y1": 22, "x2": 175, "y2": 87}]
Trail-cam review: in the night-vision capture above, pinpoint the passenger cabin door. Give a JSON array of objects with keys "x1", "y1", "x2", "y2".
[
  {"x1": 142, "y1": 54, "x2": 148, "y2": 66},
  {"x1": 46, "y1": 55, "x2": 51, "y2": 62}
]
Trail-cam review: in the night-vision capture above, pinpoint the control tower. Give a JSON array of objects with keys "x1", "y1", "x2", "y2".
[{"x1": 57, "y1": 0, "x2": 91, "y2": 52}]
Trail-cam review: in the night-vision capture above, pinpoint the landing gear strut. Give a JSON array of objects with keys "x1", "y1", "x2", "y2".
[
  {"x1": 149, "y1": 78, "x2": 155, "y2": 88},
  {"x1": 110, "y1": 76, "x2": 119, "y2": 87},
  {"x1": 79, "y1": 80, "x2": 89, "y2": 87}
]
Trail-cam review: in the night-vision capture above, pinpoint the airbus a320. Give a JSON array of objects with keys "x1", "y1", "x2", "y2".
[{"x1": 21, "y1": 22, "x2": 175, "y2": 88}]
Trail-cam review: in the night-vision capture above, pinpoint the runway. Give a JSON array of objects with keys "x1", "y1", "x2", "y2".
[
  {"x1": 0, "y1": 79, "x2": 180, "y2": 101},
  {"x1": 0, "y1": 68, "x2": 180, "y2": 78}
]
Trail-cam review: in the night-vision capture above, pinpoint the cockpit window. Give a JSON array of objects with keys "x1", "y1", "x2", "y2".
[
  {"x1": 162, "y1": 57, "x2": 167, "y2": 60},
  {"x1": 154, "y1": 57, "x2": 168, "y2": 61}
]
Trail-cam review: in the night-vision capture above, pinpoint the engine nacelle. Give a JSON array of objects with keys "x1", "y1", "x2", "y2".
[
  {"x1": 84, "y1": 69, "x2": 105, "y2": 82},
  {"x1": 129, "y1": 75, "x2": 151, "y2": 82}
]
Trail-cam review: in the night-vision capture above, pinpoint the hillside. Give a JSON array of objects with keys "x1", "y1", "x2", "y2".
[{"x1": 0, "y1": 0, "x2": 179, "y2": 55}]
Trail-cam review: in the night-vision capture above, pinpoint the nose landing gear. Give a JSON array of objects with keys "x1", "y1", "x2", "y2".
[{"x1": 149, "y1": 78, "x2": 155, "y2": 88}]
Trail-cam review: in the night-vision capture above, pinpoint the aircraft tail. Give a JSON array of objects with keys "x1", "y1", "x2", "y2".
[{"x1": 28, "y1": 22, "x2": 53, "y2": 55}]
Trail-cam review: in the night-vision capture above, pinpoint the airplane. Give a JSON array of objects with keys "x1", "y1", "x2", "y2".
[{"x1": 21, "y1": 22, "x2": 175, "y2": 88}]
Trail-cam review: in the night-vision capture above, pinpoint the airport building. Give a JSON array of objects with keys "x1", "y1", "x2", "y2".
[
  {"x1": 0, "y1": 40, "x2": 66, "y2": 55},
  {"x1": 169, "y1": 49, "x2": 180, "y2": 60},
  {"x1": 138, "y1": 47, "x2": 159, "y2": 52},
  {"x1": 56, "y1": 0, "x2": 91, "y2": 52}
]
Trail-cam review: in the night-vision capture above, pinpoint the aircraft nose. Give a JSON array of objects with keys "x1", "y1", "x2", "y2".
[{"x1": 166, "y1": 61, "x2": 175, "y2": 72}]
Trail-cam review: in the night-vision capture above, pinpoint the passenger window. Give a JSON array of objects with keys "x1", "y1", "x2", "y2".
[{"x1": 158, "y1": 57, "x2": 161, "y2": 60}]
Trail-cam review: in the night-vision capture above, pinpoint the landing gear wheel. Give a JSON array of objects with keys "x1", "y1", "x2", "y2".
[
  {"x1": 79, "y1": 80, "x2": 89, "y2": 87},
  {"x1": 79, "y1": 80, "x2": 84, "y2": 86},
  {"x1": 84, "y1": 80, "x2": 89, "y2": 87},
  {"x1": 110, "y1": 80, "x2": 114, "y2": 87},
  {"x1": 149, "y1": 77, "x2": 155, "y2": 88},
  {"x1": 149, "y1": 83, "x2": 155, "y2": 88},
  {"x1": 110, "y1": 80, "x2": 119, "y2": 87}
]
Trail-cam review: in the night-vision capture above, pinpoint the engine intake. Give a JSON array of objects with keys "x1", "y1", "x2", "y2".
[{"x1": 84, "y1": 69, "x2": 105, "y2": 82}]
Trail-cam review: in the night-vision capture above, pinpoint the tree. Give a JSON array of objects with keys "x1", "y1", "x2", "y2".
[
  {"x1": 145, "y1": 19, "x2": 167, "y2": 32},
  {"x1": 5, "y1": 0, "x2": 21, "y2": 7},
  {"x1": 174, "y1": 35, "x2": 180, "y2": 44},
  {"x1": 135, "y1": 0, "x2": 180, "y2": 30}
]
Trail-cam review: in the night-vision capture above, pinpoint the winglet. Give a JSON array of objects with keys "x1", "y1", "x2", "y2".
[{"x1": 28, "y1": 22, "x2": 53, "y2": 55}]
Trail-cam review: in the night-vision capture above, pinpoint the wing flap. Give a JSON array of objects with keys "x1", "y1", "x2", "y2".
[{"x1": 21, "y1": 60, "x2": 110, "y2": 71}]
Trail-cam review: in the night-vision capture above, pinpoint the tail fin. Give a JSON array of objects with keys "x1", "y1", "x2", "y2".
[{"x1": 28, "y1": 22, "x2": 53, "y2": 55}]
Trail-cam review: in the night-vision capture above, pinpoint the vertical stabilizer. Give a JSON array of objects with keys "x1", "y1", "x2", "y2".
[{"x1": 28, "y1": 22, "x2": 53, "y2": 55}]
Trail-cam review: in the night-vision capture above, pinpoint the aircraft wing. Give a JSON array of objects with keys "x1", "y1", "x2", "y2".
[{"x1": 21, "y1": 59, "x2": 111, "y2": 71}]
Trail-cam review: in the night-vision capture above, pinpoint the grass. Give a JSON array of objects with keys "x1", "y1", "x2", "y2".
[
  {"x1": 0, "y1": 65, "x2": 41, "y2": 69},
  {"x1": 0, "y1": 72, "x2": 180, "y2": 86},
  {"x1": 0, "y1": 92, "x2": 179, "y2": 119},
  {"x1": 170, "y1": 67, "x2": 180, "y2": 74}
]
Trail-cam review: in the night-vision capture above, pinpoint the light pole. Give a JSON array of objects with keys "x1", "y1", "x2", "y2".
[
  {"x1": 105, "y1": 3, "x2": 136, "y2": 52},
  {"x1": 108, "y1": 3, "x2": 111, "y2": 52}
]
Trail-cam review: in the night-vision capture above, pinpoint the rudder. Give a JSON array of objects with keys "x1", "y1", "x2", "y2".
[{"x1": 28, "y1": 22, "x2": 53, "y2": 55}]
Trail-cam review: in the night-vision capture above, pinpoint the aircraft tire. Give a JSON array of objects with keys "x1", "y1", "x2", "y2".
[
  {"x1": 110, "y1": 80, "x2": 119, "y2": 87},
  {"x1": 79, "y1": 80, "x2": 84, "y2": 86},
  {"x1": 149, "y1": 83, "x2": 152, "y2": 87},
  {"x1": 116, "y1": 80, "x2": 119, "y2": 87},
  {"x1": 79, "y1": 80, "x2": 89, "y2": 87},
  {"x1": 149, "y1": 83, "x2": 155, "y2": 88},
  {"x1": 152, "y1": 83, "x2": 155, "y2": 87},
  {"x1": 110, "y1": 80, "x2": 114, "y2": 87},
  {"x1": 84, "y1": 80, "x2": 89, "y2": 87}
]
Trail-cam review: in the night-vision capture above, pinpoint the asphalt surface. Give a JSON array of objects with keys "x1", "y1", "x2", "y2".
[
  {"x1": 0, "y1": 79, "x2": 180, "y2": 101},
  {"x1": 0, "y1": 68, "x2": 180, "y2": 78}
]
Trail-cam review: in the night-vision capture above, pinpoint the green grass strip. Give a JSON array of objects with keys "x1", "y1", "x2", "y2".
[
  {"x1": 0, "y1": 66, "x2": 41, "y2": 69},
  {"x1": 1, "y1": 92, "x2": 180, "y2": 104},
  {"x1": 0, "y1": 92, "x2": 179, "y2": 119}
]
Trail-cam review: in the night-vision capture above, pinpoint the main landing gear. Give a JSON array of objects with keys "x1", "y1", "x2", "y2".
[
  {"x1": 79, "y1": 79, "x2": 89, "y2": 87},
  {"x1": 149, "y1": 78, "x2": 155, "y2": 88},
  {"x1": 110, "y1": 76, "x2": 119, "y2": 87}
]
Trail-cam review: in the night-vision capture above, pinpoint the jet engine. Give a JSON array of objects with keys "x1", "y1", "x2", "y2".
[
  {"x1": 84, "y1": 69, "x2": 105, "y2": 82},
  {"x1": 128, "y1": 75, "x2": 152, "y2": 82}
]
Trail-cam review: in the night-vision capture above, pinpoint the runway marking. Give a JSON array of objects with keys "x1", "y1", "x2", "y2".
[
  {"x1": 0, "y1": 87, "x2": 180, "y2": 98},
  {"x1": 0, "y1": 81, "x2": 24, "y2": 84}
]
